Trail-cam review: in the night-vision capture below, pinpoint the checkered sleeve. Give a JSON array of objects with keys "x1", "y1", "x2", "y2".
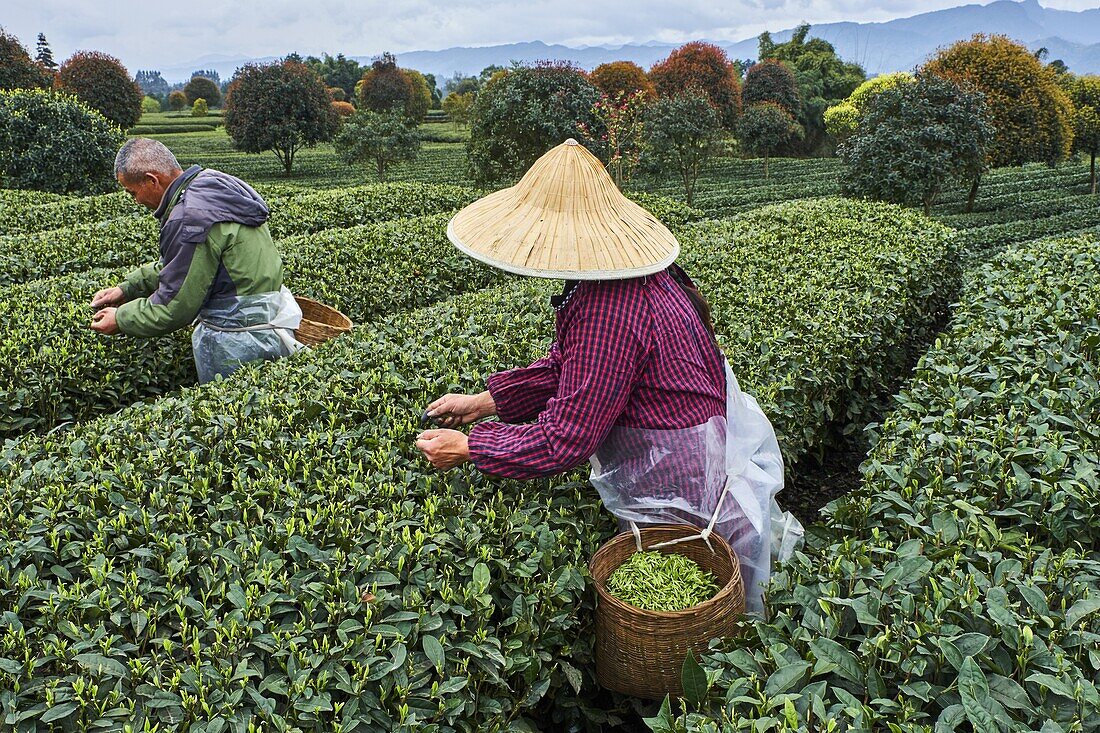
[
  {"x1": 485, "y1": 343, "x2": 563, "y2": 423},
  {"x1": 468, "y1": 292, "x2": 646, "y2": 479}
]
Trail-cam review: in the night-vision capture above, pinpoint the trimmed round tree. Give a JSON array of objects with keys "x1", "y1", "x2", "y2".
[
  {"x1": 738, "y1": 102, "x2": 804, "y2": 178},
  {"x1": 184, "y1": 76, "x2": 221, "y2": 108},
  {"x1": 142, "y1": 95, "x2": 160, "y2": 113},
  {"x1": 642, "y1": 89, "x2": 723, "y2": 205},
  {"x1": 757, "y1": 24, "x2": 866, "y2": 155},
  {"x1": 191, "y1": 98, "x2": 208, "y2": 117},
  {"x1": 1065, "y1": 75, "x2": 1100, "y2": 194},
  {"x1": 925, "y1": 34, "x2": 1073, "y2": 170},
  {"x1": 224, "y1": 60, "x2": 339, "y2": 176},
  {"x1": 403, "y1": 69, "x2": 433, "y2": 122},
  {"x1": 649, "y1": 42, "x2": 741, "y2": 128},
  {"x1": 0, "y1": 88, "x2": 124, "y2": 193},
  {"x1": 742, "y1": 59, "x2": 799, "y2": 115},
  {"x1": 167, "y1": 90, "x2": 187, "y2": 111},
  {"x1": 467, "y1": 62, "x2": 603, "y2": 184},
  {"x1": 334, "y1": 108, "x2": 421, "y2": 182},
  {"x1": 591, "y1": 61, "x2": 656, "y2": 100},
  {"x1": 56, "y1": 51, "x2": 142, "y2": 129},
  {"x1": 0, "y1": 29, "x2": 52, "y2": 91},
  {"x1": 442, "y1": 91, "x2": 474, "y2": 128},
  {"x1": 825, "y1": 72, "x2": 913, "y2": 140},
  {"x1": 840, "y1": 73, "x2": 993, "y2": 215},
  {"x1": 358, "y1": 52, "x2": 412, "y2": 114}
]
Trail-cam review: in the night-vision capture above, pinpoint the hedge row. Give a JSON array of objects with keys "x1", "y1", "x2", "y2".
[
  {"x1": 0, "y1": 193, "x2": 139, "y2": 237},
  {"x1": 0, "y1": 189, "x2": 67, "y2": 208},
  {"x1": 0, "y1": 215, "x2": 500, "y2": 439},
  {"x1": 0, "y1": 218, "x2": 158, "y2": 287},
  {"x1": 933, "y1": 163, "x2": 1090, "y2": 207},
  {"x1": 663, "y1": 234, "x2": 1100, "y2": 732},
  {"x1": 0, "y1": 185, "x2": 700, "y2": 288},
  {"x1": 0, "y1": 198, "x2": 957, "y2": 730},
  {"x1": 958, "y1": 205, "x2": 1100, "y2": 259},
  {"x1": 0, "y1": 183, "x2": 478, "y2": 287},
  {"x1": 940, "y1": 191, "x2": 1099, "y2": 230},
  {"x1": 128, "y1": 124, "x2": 219, "y2": 135},
  {"x1": 0, "y1": 187, "x2": 702, "y2": 438},
  {"x1": 679, "y1": 198, "x2": 957, "y2": 463}
]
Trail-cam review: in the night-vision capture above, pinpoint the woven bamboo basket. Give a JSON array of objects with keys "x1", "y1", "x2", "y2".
[
  {"x1": 294, "y1": 296, "x2": 352, "y2": 347},
  {"x1": 589, "y1": 524, "x2": 744, "y2": 699}
]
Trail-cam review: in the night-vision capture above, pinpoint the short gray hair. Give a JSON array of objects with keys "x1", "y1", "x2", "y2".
[{"x1": 114, "y1": 138, "x2": 181, "y2": 181}]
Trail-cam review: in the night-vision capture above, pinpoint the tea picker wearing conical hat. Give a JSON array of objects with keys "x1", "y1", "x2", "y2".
[{"x1": 415, "y1": 140, "x2": 792, "y2": 609}]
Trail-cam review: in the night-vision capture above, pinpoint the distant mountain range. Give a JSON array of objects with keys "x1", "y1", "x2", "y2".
[{"x1": 159, "y1": 0, "x2": 1100, "y2": 83}]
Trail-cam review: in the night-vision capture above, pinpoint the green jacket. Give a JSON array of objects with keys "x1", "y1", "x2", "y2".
[{"x1": 116, "y1": 166, "x2": 283, "y2": 337}]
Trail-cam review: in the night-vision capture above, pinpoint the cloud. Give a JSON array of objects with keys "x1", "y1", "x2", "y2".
[{"x1": 3, "y1": 0, "x2": 1097, "y2": 73}]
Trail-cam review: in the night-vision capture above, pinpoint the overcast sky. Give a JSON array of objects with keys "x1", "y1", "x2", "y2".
[{"x1": 4, "y1": 0, "x2": 1097, "y2": 71}]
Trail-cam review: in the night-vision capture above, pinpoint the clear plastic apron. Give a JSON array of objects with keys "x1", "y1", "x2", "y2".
[
  {"x1": 192, "y1": 286, "x2": 306, "y2": 383},
  {"x1": 589, "y1": 358, "x2": 802, "y2": 613}
]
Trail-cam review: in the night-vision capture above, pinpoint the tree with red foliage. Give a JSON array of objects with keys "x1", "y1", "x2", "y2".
[
  {"x1": 591, "y1": 61, "x2": 655, "y2": 101},
  {"x1": 742, "y1": 59, "x2": 799, "y2": 115},
  {"x1": 56, "y1": 51, "x2": 142, "y2": 129},
  {"x1": 358, "y1": 52, "x2": 413, "y2": 115},
  {"x1": 1, "y1": 29, "x2": 53, "y2": 91},
  {"x1": 649, "y1": 42, "x2": 741, "y2": 128}
]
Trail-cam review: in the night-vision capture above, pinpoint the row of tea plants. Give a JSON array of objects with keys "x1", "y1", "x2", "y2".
[
  {"x1": 0, "y1": 188, "x2": 700, "y2": 438},
  {"x1": 653, "y1": 233, "x2": 1100, "y2": 732},
  {"x1": 0, "y1": 198, "x2": 955, "y2": 730},
  {"x1": 0, "y1": 183, "x2": 481, "y2": 287}
]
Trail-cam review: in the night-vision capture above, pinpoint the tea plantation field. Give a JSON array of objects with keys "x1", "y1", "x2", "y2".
[{"x1": 0, "y1": 144, "x2": 1098, "y2": 731}]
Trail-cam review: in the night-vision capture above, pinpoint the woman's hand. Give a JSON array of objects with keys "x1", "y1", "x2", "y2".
[
  {"x1": 425, "y1": 391, "x2": 496, "y2": 428},
  {"x1": 415, "y1": 429, "x2": 471, "y2": 470}
]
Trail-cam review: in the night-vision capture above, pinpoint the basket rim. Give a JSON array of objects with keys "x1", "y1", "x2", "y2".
[
  {"x1": 589, "y1": 524, "x2": 742, "y2": 619},
  {"x1": 294, "y1": 295, "x2": 353, "y2": 329}
]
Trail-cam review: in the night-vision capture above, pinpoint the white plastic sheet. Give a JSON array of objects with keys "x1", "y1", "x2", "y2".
[
  {"x1": 192, "y1": 286, "x2": 305, "y2": 383},
  {"x1": 590, "y1": 359, "x2": 802, "y2": 612}
]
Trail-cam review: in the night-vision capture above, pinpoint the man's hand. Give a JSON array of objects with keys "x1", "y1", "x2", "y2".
[
  {"x1": 90, "y1": 307, "x2": 120, "y2": 335},
  {"x1": 415, "y1": 429, "x2": 471, "y2": 470},
  {"x1": 91, "y1": 286, "x2": 125, "y2": 310},
  {"x1": 425, "y1": 391, "x2": 496, "y2": 428}
]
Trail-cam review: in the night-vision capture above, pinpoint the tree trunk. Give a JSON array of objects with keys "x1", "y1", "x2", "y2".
[
  {"x1": 378, "y1": 158, "x2": 386, "y2": 183},
  {"x1": 923, "y1": 198, "x2": 932, "y2": 216},
  {"x1": 764, "y1": 153, "x2": 770, "y2": 179},
  {"x1": 965, "y1": 174, "x2": 981, "y2": 213},
  {"x1": 1091, "y1": 153, "x2": 1096, "y2": 195}
]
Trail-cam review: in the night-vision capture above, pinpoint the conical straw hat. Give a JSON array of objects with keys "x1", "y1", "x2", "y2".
[{"x1": 447, "y1": 139, "x2": 679, "y2": 280}]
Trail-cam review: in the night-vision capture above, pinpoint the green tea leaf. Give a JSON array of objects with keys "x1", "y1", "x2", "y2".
[
  {"x1": 765, "y1": 661, "x2": 811, "y2": 697},
  {"x1": 422, "y1": 635, "x2": 445, "y2": 672},
  {"x1": 1065, "y1": 597, "x2": 1100, "y2": 628},
  {"x1": 959, "y1": 657, "x2": 998, "y2": 733},
  {"x1": 74, "y1": 653, "x2": 128, "y2": 679},
  {"x1": 39, "y1": 702, "x2": 78, "y2": 723},
  {"x1": 809, "y1": 637, "x2": 863, "y2": 684},
  {"x1": 681, "y1": 649, "x2": 708, "y2": 706}
]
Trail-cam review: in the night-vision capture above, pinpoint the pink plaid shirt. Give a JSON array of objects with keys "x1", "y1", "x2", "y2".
[{"x1": 468, "y1": 269, "x2": 725, "y2": 479}]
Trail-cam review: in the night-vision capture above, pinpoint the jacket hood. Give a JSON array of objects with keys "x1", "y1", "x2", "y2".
[{"x1": 176, "y1": 168, "x2": 270, "y2": 228}]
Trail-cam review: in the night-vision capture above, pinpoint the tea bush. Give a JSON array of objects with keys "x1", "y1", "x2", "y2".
[
  {"x1": 0, "y1": 214, "x2": 499, "y2": 438},
  {"x1": 0, "y1": 192, "x2": 139, "y2": 237},
  {"x1": 660, "y1": 234, "x2": 1100, "y2": 732},
  {"x1": 0, "y1": 89, "x2": 125, "y2": 195},
  {"x1": 0, "y1": 183, "x2": 480, "y2": 286},
  {"x1": 680, "y1": 198, "x2": 957, "y2": 463},
  {"x1": 0, "y1": 198, "x2": 957, "y2": 729}
]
